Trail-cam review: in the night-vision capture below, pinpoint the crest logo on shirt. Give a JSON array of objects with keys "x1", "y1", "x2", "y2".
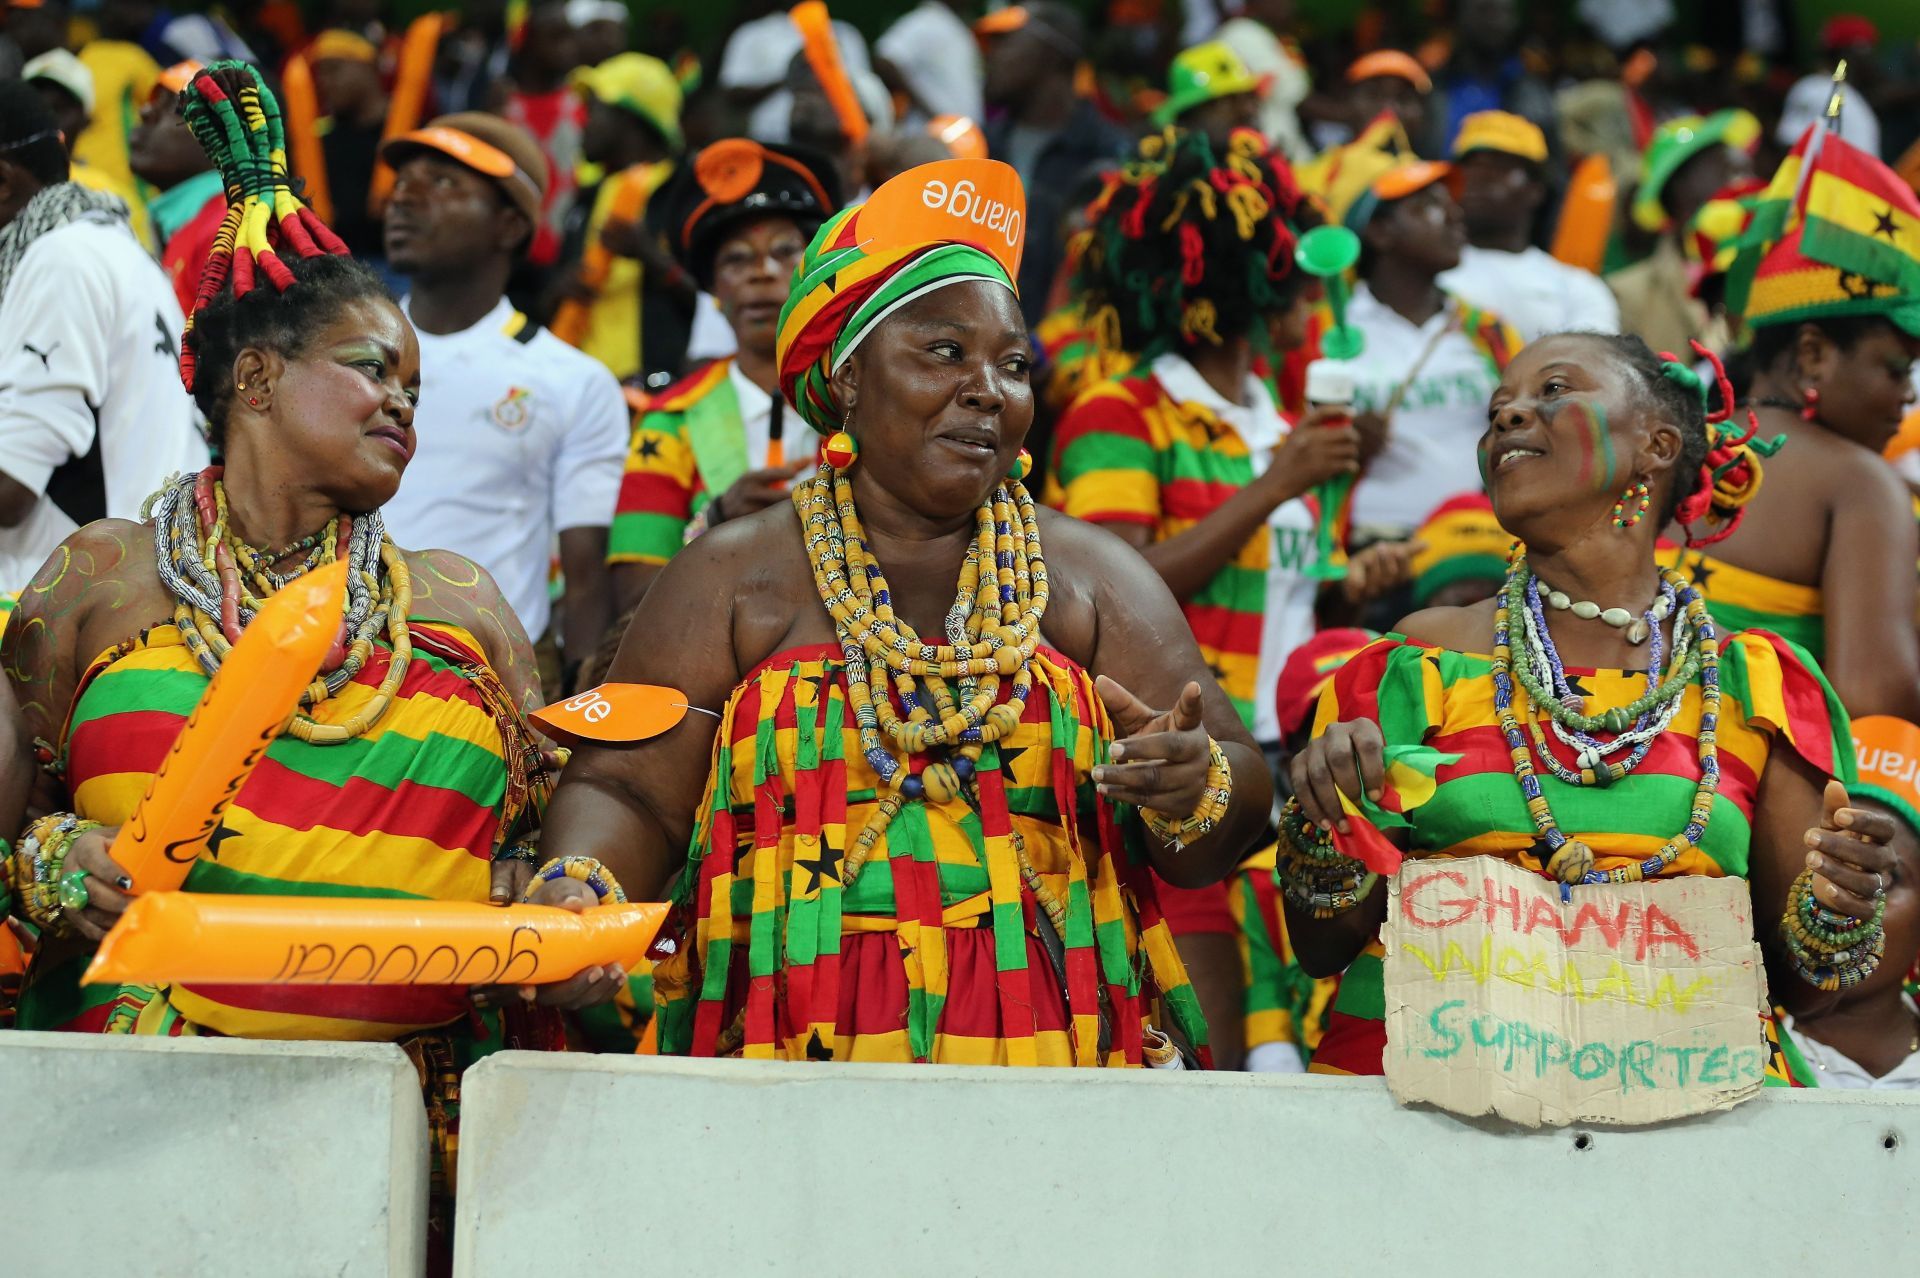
[{"x1": 492, "y1": 386, "x2": 532, "y2": 432}]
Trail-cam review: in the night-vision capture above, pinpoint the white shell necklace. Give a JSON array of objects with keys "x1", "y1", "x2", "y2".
[{"x1": 1540, "y1": 583, "x2": 1673, "y2": 645}]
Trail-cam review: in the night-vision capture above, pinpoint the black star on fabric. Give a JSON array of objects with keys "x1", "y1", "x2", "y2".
[
  {"x1": 998, "y1": 744, "x2": 1029, "y2": 775},
  {"x1": 1874, "y1": 207, "x2": 1900, "y2": 239},
  {"x1": 1522, "y1": 837, "x2": 1555, "y2": 868},
  {"x1": 635, "y1": 436, "x2": 662, "y2": 461},
  {"x1": 205, "y1": 822, "x2": 239, "y2": 859},
  {"x1": 1686, "y1": 555, "x2": 1716, "y2": 591},
  {"x1": 805, "y1": 1030, "x2": 833, "y2": 1061},
  {"x1": 794, "y1": 840, "x2": 845, "y2": 893},
  {"x1": 795, "y1": 672, "x2": 828, "y2": 704},
  {"x1": 1561, "y1": 673, "x2": 1594, "y2": 704},
  {"x1": 1838, "y1": 270, "x2": 1887, "y2": 300},
  {"x1": 1206, "y1": 662, "x2": 1230, "y2": 685}
]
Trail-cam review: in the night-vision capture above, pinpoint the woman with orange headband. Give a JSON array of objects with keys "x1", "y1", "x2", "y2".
[{"x1": 544, "y1": 157, "x2": 1273, "y2": 1065}]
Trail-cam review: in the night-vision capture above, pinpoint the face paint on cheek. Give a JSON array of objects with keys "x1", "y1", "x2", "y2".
[{"x1": 1550, "y1": 399, "x2": 1614, "y2": 492}]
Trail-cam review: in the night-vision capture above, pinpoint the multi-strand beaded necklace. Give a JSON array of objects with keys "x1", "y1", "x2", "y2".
[
  {"x1": 797, "y1": 464, "x2": 1050, "y2": 874},
  {"x1": 151, "y1": 467, "x2": 413, "y2": 744},
  {"x1": 1491, "y1": 548, "x2": 1722, "y2": 885}
]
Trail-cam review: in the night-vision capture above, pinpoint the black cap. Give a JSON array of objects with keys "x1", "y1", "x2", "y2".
[{"x1": 650, "y1": 138, "x2": 842, "y2": 290}]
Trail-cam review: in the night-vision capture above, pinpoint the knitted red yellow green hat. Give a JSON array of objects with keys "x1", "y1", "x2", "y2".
[
  {"x1": 776, "y1": 158, "x2": 1024, "y2": 435},
  {"x1": 1725, "y1": 122, "x2": 1920, "y2": 337}
]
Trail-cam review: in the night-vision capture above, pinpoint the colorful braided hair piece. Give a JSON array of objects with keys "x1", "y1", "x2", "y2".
[
  {"x1": 176, "y1": 59, "x2": 349, "y2": 393},
  {"x1": 1074, "y1": 127, "x2": 1308, "y2": 360},
  {"x1": 1660, "y1": 339, "x2": 1785, "y2": 548}
]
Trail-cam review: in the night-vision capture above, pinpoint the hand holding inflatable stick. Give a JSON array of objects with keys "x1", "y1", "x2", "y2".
[
  {"x1": 1295, "y1": 226, "x2": 1366, "y2": 582},
  {"x1": 112, "y1": 561, "x2": 347, "y2": 895}
]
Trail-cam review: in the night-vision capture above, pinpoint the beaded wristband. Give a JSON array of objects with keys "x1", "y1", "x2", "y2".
[
  {"x1": 10, "y1": 814, "x2": 103, "y2": 935},
  {"x1": 1275, "y1": 799, "x2": 1376, "y2": 918},
  {"x1": 1141, "y1": 738, "x2": 1233, "y2": 851},
  {"x1": 528, "y1": 855, "x2": 628, "y2": 904},
  {"x1": 1780, "y1": 869, "x2": 1885, "y2": 991}
]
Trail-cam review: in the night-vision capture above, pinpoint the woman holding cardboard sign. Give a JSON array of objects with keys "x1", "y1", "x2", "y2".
[
  {"x1": 1281, "y1": 331, "x2": 1900, "y2": 1077},
  {"x1": 542, "y1": 157, "x2": 1274, "y2": 1066},
  {"x1": 0, "y1": 64, "x2": 621, "y2": 1048}
]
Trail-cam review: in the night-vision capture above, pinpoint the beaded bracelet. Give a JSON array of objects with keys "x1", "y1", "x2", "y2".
[
  {"x1": 1141, "y1": 738, "x2": 1233, "y2": 851},
  {"x1": 10, "y1": 813, "x2": 103, "y2": 936},
  {"x1": 528, "y1": 855, "x2": 628, "y2": 904},
  {"x1": 1275, "y1": 799, "x2": 1377, "y2": 918},
  {"x1": 1779, "y1": 869, "x2": 1886, "y2": 991}
]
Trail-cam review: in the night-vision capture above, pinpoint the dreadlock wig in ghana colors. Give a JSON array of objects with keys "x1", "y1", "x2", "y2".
[{"x1": 1075, "y1": 127, "x2": 1314, "y2": 358}]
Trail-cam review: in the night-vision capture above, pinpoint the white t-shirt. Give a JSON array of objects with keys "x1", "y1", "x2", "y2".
[
  {"x1": 876, "y1": 0, "x2": 982, "y2": 123},
  {"x1": 1778, "y1": 73, "x2": 1880, "y2": 157},
  {"x1": 686, "y1": 291, "x2": 738, "y2": 362},
  {"x1": 1345, "y1": 284, "x2": 1506, "y2": 534},
  {"x1": 0, "y1": 216, "x2": 205, "y2": 590},
  {"x1": 1440, "y1": 245, "x2": 1621, "y2": 344},
  {"x1": 1215, "y1": 17, "x2": 1312, "y2": 163},
  {"x1": 382, "y1": 297, "x2": 627, "y2": 640},
  {"x1": 727, "y1": 359, "x2": 820, "y2": 473},
  {"x1": 1779, "y1": 996, "x2": 1920, "y2": 1090},
  {"x1": 1149, "y1": 353, "x2": 1318, "y2": 745}
]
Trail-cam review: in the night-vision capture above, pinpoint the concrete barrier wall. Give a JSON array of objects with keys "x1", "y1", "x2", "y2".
[
  {"x1": 0, "y1": 1033, "x2": 427, "y2": 1278},
  {"x1": 454, "y1": 1054, "x2": 1920, "y2": 1277}
]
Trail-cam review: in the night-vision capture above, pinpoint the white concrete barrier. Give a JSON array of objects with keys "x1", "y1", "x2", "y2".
[
  {"x1": 455, "y1": 1054, "x2": 1919, "y2": 1277},
  {"x1": 0, "y1": 1033, "x2": 427, "y2": 1277}
]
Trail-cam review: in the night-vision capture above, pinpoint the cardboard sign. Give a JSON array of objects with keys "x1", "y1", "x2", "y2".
[
  {"x1": 530, "y1": 683, "x2": 691, "y2": 746},
  {"x1": 85, "y1": 894, "x2": 670, "y2": 987},
  {"x1": 857, "y1": 157, "x2": 1025, "y2": 281},
  {"x1": 1383, "y1": 855, "x2": 1770, "y2": 1127}
]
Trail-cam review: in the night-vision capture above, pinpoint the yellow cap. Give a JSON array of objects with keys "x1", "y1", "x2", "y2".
[
  {"x1": 1452, "y1": 110, "x2": 1548, "y2": 165},
  {"x1": 571, "y1": 53, "x2": 684, "y2": 151},
  {"x1": 308, "y1": 29, "x2": 378, "y2": 65}
]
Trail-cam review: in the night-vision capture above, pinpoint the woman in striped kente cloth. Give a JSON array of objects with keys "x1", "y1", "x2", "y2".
[
  {"x1": 541, "y1": 157, "x2": 1273, "y2": 1066},
  {"x1": 1282, "y1": 330, "x2": 1901, "y2": 1077},
  {"x1": 0, "y1": 67, "x2": 622, "y2": 1228}
]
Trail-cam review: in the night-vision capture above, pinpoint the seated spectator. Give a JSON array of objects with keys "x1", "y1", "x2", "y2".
[
  {"x1": 1152, "y1": 41, "x2": 1265, "y2": 155},
  {"x1": 1312, "y1": 153, "x2": 1520, "y2": 538},
  {"x1": 129, "y1": 60, "x2": 220, "y2": 316},
  {"x1": 1407, "y1": 492, "x2": 1507, "y2": 608},
  {"x1": 0, "y1": 81, "x2": 204, "y2": 591},
  {"x1": 1439, "y1": 111, "x2": 1620, "y2": 342},
  {"x1": 609, "y1": 138, "x2": 841, "y2": 611},
  {"x1": 1342, "y1": 50, "x2": 1434, "y2": 156},
  {"x1": 380, "y1": 113, "x2": 628, "y2": 694},
  {"x1": 1430, "y1": 0, "x2": 1555, "y2": 151},
  {"x1": 502, "y1": 1, "x2": 587, "y2": 271},
  {"x1": 21, "y1": 48, "x2": 152, "y2": 249},
  {"x1": 551, "y1": 52, "x2": 685, "y2": 382},
  {"x1": 306, "y1": 29, "x2": 390, "y2": 259},
  {"x1": 1607, "y1": 109, "x2": 1757, "y2": 358}
]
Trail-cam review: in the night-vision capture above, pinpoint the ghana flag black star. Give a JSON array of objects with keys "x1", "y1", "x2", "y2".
[
  {"x1": 805, "y1": 1030, "x2": 833, "y2": 1061},
  {"x1": 997, "y1": 743, "x2": 1029, "y2": 775},
  {"x1": 1874, "y1": 207, "x2": 1900, "y2": 239},
  {"x1": 1838, "y1": 270, "x2": 1887, "y2": 300},
  {"x1": 794, "y1": 840, "x2": 844, "y2": 893},
  {"x1": 1686, "y1": 554, "x2": 1715, "y2": 591},
  {"x1": 1561, "y1": 673, "x2": 1594, "y2": 705},
  {"x1": 206, "y1": 822, "x2": 240, "y2": 859},
  {"x1": 636, "y1": 435, "x2": 662, "y2": 461}
]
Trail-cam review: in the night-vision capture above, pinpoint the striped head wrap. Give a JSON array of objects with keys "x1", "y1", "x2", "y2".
[{"x1": 776, "y1": 159, "x2": 1024, "y2": 434}]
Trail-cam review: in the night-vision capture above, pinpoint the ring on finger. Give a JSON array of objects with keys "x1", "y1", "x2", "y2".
[{"x1": 58, "y1": 867, "x2": 91, "y2": 914}]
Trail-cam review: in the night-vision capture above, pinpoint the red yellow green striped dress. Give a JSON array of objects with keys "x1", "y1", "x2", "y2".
[
  {"x1": 650, "y1": 644, "x2": 1206, "y2": 1066},
  {"x1": 18, "y1": 620, "x2": 549, "y2": 1040},
  {"x1": 1302, "y1": 629, "x2": 1853, "y2": 1080}
]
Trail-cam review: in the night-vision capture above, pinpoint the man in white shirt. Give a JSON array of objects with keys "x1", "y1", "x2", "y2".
[
  {"x1": 380, "y1": 113, "x2": 627, "y2": 693},
  {"x1": 1321, "y1": 157, "x2": 1521, "y2": 536},
  {"x1": 0, "y1": 81, "x2": 204, "y2": 590},
  {"x1": 1439, "y1": 110, "x2": 1620, "y2": 343},
  {"x1": 875, "y1": 0, "x2": 982, "y2": 124}
]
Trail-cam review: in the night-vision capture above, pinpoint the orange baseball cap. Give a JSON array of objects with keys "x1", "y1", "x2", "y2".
[
  {"x1": 973, "y1": 6, "x2": 1029, "y2": 37},
  {"x1": 381, "y1": 113, "x2": 551, "y2": 225},
  {"x1": 153, "y1": 60, "x2": 205, "y2": 101},
  {"x1": 1347, "y1": 50, "x2": 1433, "y2": 94}
]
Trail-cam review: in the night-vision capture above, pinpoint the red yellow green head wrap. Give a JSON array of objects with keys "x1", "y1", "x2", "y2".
[
  {"x1": 776, "y1": 158, "x2": 1025, "y2": 435},
  {"x1": 1409, "y1": 493, "x2": 1508, "y2": 606}
]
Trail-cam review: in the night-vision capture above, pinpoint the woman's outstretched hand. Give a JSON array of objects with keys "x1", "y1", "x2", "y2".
[
  {"x1": 1803, "y1": 779, "x2": 1899, "y2": 922},
  {"x1": 1289, "y1": 719, "x2": 1385, "y2": 833},
  {"x1": 1093, "y1": 676, "x2": 1212, "y2": 818},
  {"x1": 470, "y1": 875, "x2": 625, "y2": 1012}
]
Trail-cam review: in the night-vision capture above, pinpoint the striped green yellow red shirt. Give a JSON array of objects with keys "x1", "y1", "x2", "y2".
[
  {"x1": 608, "y1": 360, "x2": 733, "y2": 567},
  {"x1": 1300, "y1": 628, "x2": 1853, "y2": 1079},
  {"x1": 23, "y1": 620, "x2": 544, "y2": 1041},
  {"x1": 1046, "y1": 367, "x2": 1269, "y2": 728},
  {"x1": 1656, "y1": 542, "x2": 1825, "y2": 661}
]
